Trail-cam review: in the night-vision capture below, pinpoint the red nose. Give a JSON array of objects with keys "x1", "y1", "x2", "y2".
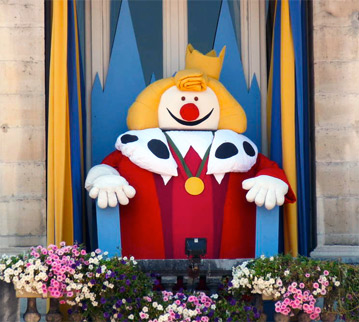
[{"x1": 179, "y1": 103, "x2": 199, "y2": 121}]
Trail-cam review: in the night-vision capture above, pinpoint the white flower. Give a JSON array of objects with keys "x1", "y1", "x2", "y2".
[
  {"x1": 335, "y1": 281, "x2": 340, "y2": 287},
  {"x1": 128, "y1": 314, "x2": 134, "y2": 320}
]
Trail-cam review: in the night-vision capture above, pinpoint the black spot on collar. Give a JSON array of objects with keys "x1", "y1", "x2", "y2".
[
  {"x1": 121, "y1": 134, "x2": 138, "y2": 144},
  {"x1": 215, "y1": 142, "x2": 238, "y2": 159},
  {"x1": 243, "y1": 141, "x2": 255, "y2": 157},
  {"x1": 148, "y1": 139, "x2": 170, "y2": 159}
]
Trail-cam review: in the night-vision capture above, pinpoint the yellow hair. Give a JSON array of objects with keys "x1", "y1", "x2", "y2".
[{"x1": 127, "y1": 72, "x2": 247, "y2": 133}]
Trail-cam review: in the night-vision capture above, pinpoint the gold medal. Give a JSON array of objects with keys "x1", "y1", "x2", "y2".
[
  {"x1": 185, "y1": 177, "x2": 205, "y2": 195},
  {"x1": 164, "y1": 132, "x2": 211, "y2": 197}
]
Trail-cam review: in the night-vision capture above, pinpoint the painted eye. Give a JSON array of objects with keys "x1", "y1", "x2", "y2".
[
  {"x1": 181, "y1": 96, "x2": 186, "y2": 101},
  {"x1": 194, "y1": 96, "x2": 198, "y2": 101}
]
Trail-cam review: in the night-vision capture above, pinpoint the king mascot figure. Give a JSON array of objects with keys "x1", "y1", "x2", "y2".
[{"x1": 85, "y1": 45, "x2": 296, "y2": 260}]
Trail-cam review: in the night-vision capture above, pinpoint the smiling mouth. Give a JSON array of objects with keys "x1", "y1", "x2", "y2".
[{"x1": 166, "y1": 108, "x2": 214, "y2": 126}]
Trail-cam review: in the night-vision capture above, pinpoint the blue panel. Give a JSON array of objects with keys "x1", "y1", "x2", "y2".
[
  {"x1": 188, "y1": 0, "x2": 222, "y2": 54},
  {"x1": 270, "y1": 0, "x2": 282, "y2": 167},
  {"x1": 289, "y1": 0, "x2": 310, "y2": 255},
  {"x1": 68, "y1": 0, "x2": 84, "y2": 243},
  {"x1": 214, "y1": 0, "x2": 261, "y2": 150},
  {"x1": 255, "y1": 206, "x2": 279, "y2": 257},
  {"x1": 111, "y1": 0, "x2": 163, "y2": 84},
  {"x1": 92, "y1": 0, "x2": 146, "y2": 166},
  {"x1": 150, "y1": 72, "x2": 156, "y2": 84},
  {"x1": 96, "y1": 205, "x2": 122, "y2": 257}
]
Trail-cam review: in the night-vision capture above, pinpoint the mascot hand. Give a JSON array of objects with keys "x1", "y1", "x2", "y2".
[
  {"x1": 242, "y1": 175, "x2": 288, "y2": 210},
  {"x1": 85, "y1": 164, "x2": 136, "y2": 208}
]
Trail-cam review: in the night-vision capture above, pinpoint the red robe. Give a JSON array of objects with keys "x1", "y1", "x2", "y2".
[{"x1": 102, "y1": 146, "x2": 296, "y2": 260}]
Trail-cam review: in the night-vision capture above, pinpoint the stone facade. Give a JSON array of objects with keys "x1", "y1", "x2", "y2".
[
  {"x1": 0, "y1": 0, "x2": 358, "y2": 261},
  {"x1": 311, "y1": 0, "x2": 359, "y2": 261},
  {"x1": 0, "y1": 0, "x2": 46, "y2": 253}
]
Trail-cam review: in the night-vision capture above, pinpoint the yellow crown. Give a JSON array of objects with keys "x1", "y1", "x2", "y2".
[{"x1": 185, "y1": 44, "x2": 226, "y2": 80}]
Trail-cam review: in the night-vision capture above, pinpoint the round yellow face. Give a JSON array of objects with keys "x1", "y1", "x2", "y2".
[{"x1": 158, "y1": 86, "x2": 220, "y2": 130}]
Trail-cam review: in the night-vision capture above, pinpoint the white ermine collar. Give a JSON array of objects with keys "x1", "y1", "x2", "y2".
[{"x1": 115, "y1": 128, "x2": 258, "y2": 185}]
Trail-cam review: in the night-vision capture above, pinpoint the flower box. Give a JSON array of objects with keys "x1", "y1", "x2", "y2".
[{"x1": 15, "y1": 289, "x2": 44, "y2": 298}]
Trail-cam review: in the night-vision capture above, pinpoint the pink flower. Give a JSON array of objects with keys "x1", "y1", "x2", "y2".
[
  {"x1": 323, "y1": 270, "x2": 329, "y2": 276},
  {"x1": 188, "y1": 296, "x2": 196, "y2": 302},
  {"x1": 299, "y1": 283, "x2": 305, "y2": 289},
  {"x1": 305, "y1": 273, "x2": 310, "y2": 278},
  {"x1": 310, "y1": 313, "x2": 318, "y2": 320},
  {"x1": 313, "y1": 283, "x2": 319, "y2": 289}
]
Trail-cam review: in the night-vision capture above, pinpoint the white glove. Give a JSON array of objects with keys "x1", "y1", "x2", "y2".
[
  {"x1": 85, "y1": 165, "x2": 136, "y2": 208},
  {"x1": 242, "y1": 175, "x2": 288, "y2": 210}
]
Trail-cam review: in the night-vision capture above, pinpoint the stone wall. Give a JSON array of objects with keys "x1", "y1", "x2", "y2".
[
  {"x1": 312, "y1": 0, "x2": 359, "y2": 261},
  {"x1": 0, "y1": 0, "x2": 46, "y2": 252}
]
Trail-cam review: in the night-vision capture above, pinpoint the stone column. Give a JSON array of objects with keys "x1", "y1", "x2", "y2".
[
  {"x1": 0, "y1": 281, "x2": 19, "y2": 321},
  {"x1": 0, "y1": 0, "x2": 46, "y2": 251},
  {"x1": 311, "y1": 0, "x2": 359, "y2": 263}
]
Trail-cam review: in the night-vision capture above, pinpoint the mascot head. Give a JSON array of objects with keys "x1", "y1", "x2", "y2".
[{"x1": 127, "y1": 45, "x2": 247, "y2": 133}]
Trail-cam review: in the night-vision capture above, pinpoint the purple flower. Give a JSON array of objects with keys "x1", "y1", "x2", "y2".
[
  {"x1": 126, "y1": 279, "x2": 131, "y2": 286},
  {"x1": 132, "y1": 275, "x2": 137, "y2": 280},
  {"x1": 230, "y1": 299, "x2": 236, "y2": 306},
  {"x1": 100, "y1": 297, "x2": 106, "y2": 304},
  {"x1": 119, "y1": 286, "x2": 125, "y2": 293},
  {"x1": 103, "y1": 312, "x2": 110, "y2": 319},
  {"x1": 90, "y1": 279, "x2": 96, "y2": 285},
  {"x1": 254, "y1": 312, "x2": 261, "y2": 319},
  {"x1": 115, "y1": 300, "x2": 122, "y2": 308}
]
